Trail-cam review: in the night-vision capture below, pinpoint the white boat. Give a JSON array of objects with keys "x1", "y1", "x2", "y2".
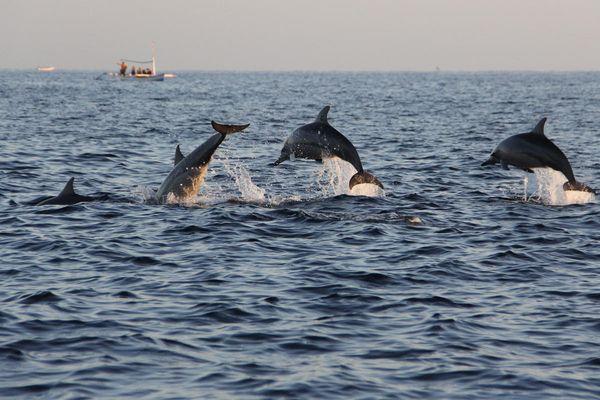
[
  {"x1": 116, "y1": 44, "x2": 166, "y2": 81},
  {"x1": 37, "y1": 66, "x2": 55, "y2": 72}
]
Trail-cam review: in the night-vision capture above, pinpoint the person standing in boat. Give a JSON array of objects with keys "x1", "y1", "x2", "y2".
[
  {"x1": 119, "y1": 61, "x2": 127, "y2": 76},
  {"x1": 131, "y1": 66, "x2": 136, "y2": 76}
]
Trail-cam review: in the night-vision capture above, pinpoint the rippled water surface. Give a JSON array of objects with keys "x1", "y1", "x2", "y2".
[{"x1": 1, "y1": 71, "x2": 600, "y2": 399}]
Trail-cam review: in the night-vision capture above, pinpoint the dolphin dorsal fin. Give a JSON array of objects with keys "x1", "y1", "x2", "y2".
[
  {"x1": 59, "y1": 177, "x2": 76, "y2": 197},
  {"x1": 174, "y1": 144, "x2": 185, "y2": 165},
  {"x1": 532, "y1": 118, "x2": 547, "y2": 136},
  {"x1": 315, "y1": 106, "x2": 331, "y2": 124}
]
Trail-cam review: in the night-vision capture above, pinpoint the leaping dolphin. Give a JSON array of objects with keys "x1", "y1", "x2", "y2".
[
  {"x1": 155, "y1": 121, "x2": 249, "y2": 203},
  {"x1": 272, "y1": 106, "x2": 383, "y2": 190},
  {"x1": 482, "y1": 118, "x2": 595, "y2": 194},
  {"x1": 35, "y1": 177, "x2": 104, "y2": 205}
]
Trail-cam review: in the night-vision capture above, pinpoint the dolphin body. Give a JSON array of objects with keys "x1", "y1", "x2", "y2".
[
  {"x1": 34, "y1": 177, "x2": 103, "y2": 205},
  {"x1": 482, "y1": 118, "x2": 595, "y2": 194},
  {"x1": 272, "y1": 106, "x2": 383, "y2": 190},
  {"x1": 155, "y1": 121, "x2": 249, "y2": 203}
]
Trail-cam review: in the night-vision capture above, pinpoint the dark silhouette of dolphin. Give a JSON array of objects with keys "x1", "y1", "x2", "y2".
[
  {"x1": 482, "y1": 118, "x2": 595, "y2": 194},
  {"x1": 35, "y1": 177, "x2": 101, "y2": 205},
  {"x1": 155, "y1": 121, "x2": 249, "y2": 203},
  {"x1": 272, "y1": 106, "x2": 383, "y2": 190},
  {"x1": 174, "y1": 145, "x2": 185, "y2": 166}
]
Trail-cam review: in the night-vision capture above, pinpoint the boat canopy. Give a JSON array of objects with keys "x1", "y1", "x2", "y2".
[
  {"x1": 119, "y1": 58, "x2": 153, "y2": 64},
  {"x1": 116, "y1": 44, "x2": 161, "y2": 79},
  {"x1": 119, "y1": 53, "x2": 156, "y2": 76}
]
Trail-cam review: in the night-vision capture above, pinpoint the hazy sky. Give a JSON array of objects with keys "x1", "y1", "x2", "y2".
[{"x1": 3, "y1": 0, "x2": 600, "y2": 71}]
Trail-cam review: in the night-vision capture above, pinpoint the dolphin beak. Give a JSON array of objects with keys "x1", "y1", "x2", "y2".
[{"x1": 481, "y1": 156, "x2": 497, "y2": 167}]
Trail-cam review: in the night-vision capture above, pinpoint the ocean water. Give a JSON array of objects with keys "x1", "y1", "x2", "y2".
[{"x1": 1, "y1": 71, "x2": 599, "y2": 399}]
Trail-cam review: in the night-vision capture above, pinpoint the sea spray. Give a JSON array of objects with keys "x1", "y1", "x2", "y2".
[
  {"x1": 532, "y1": 168, "x2": 595, "y2": 206},
  {"x1": 498, "y1": 169, "x2": 594, "y2": 206},
  {"x1": 321, "y1": 158, "x2": 385, "y2": 197},
  {"x1": 219, "y1": 156, "x2": 304, "y2": 206},
  {"x1": 134, "y1": 185, "x2": 157, "y2": 203},
  {"x1": 144, "y1": 156, "x2": 385, "y2": 206},
  {"x1": 222, "y1": 160, "x2": 266, "y2": 203}
]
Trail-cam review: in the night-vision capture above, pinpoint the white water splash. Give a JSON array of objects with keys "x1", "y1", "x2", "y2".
[
  {"x1": 138, "y1": 156, "x2": 384, "y2": 207},
  {"x1": 222, "y1": 160, "x2": 266, "y2": 203},
  {"x1": 134, "y1": 185, "x2": 157, "y2": 203},
  {"x1": 134, "y1": 184, "x2": 208, "y2": 206},
  {"x1": 164, "y1": 192, "x2": 205, "y2": 206},
  {"x1": 319, "y1": 158, "x2": 385, "y2": 197},
  {"x1": 531, "y1": 168, "x2": 595, "y2": 206}
]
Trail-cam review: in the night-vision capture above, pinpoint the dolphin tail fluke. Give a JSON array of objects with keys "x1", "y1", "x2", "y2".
[
  {"x1": 211, "y1": 121, "x2": 250, "y2": 135},
  {"x1": 563, "y1": 181, "x2": 596, "y2": 194},
  {"x1": 349, "y1": 171, "x2": 384, "y2": 190}
]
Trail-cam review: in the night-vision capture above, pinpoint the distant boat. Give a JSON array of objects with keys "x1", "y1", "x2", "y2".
[
  {"x1": 37, "y1": 66, "x2": 55, "y2": 72},
  {"x1": 164, "y1": 73, "x2": 176, "y2": 78},
  {"x1": 116, "y1": 44, "x2": 166, "y2": 81}
]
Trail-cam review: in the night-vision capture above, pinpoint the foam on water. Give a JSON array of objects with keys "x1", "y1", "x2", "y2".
[{"x1": 532, "y1": 168, "x2": 595, "y2": 206}]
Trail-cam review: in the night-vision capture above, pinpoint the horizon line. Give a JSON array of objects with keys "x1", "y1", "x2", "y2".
[{"x1": 3, "y1": 67, "x2": 600, "y2": 74}]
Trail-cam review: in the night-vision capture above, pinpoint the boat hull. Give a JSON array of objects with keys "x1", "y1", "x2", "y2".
[{"x1": 120, "y1": 73, "x2": 165, "y2": 81}]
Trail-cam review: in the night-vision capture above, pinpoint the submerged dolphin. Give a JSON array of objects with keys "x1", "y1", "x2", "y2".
[
  {"x1": 155, "y1": 121, "x2": 249, "y2": 203},
  {"x1": 35, "y1": 177, "x2": 102, "y2": 205},
  {"x1": 272, "y1": 106, "x2": 383, "y2": 190},
  {"x1": 482, "y1": 118, "x2": 595, "y2": 193}
]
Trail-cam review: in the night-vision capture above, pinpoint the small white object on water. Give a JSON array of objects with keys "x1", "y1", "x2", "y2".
[{"x1": 406, "y1": 216, "x2": 422, "y2": 225}]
